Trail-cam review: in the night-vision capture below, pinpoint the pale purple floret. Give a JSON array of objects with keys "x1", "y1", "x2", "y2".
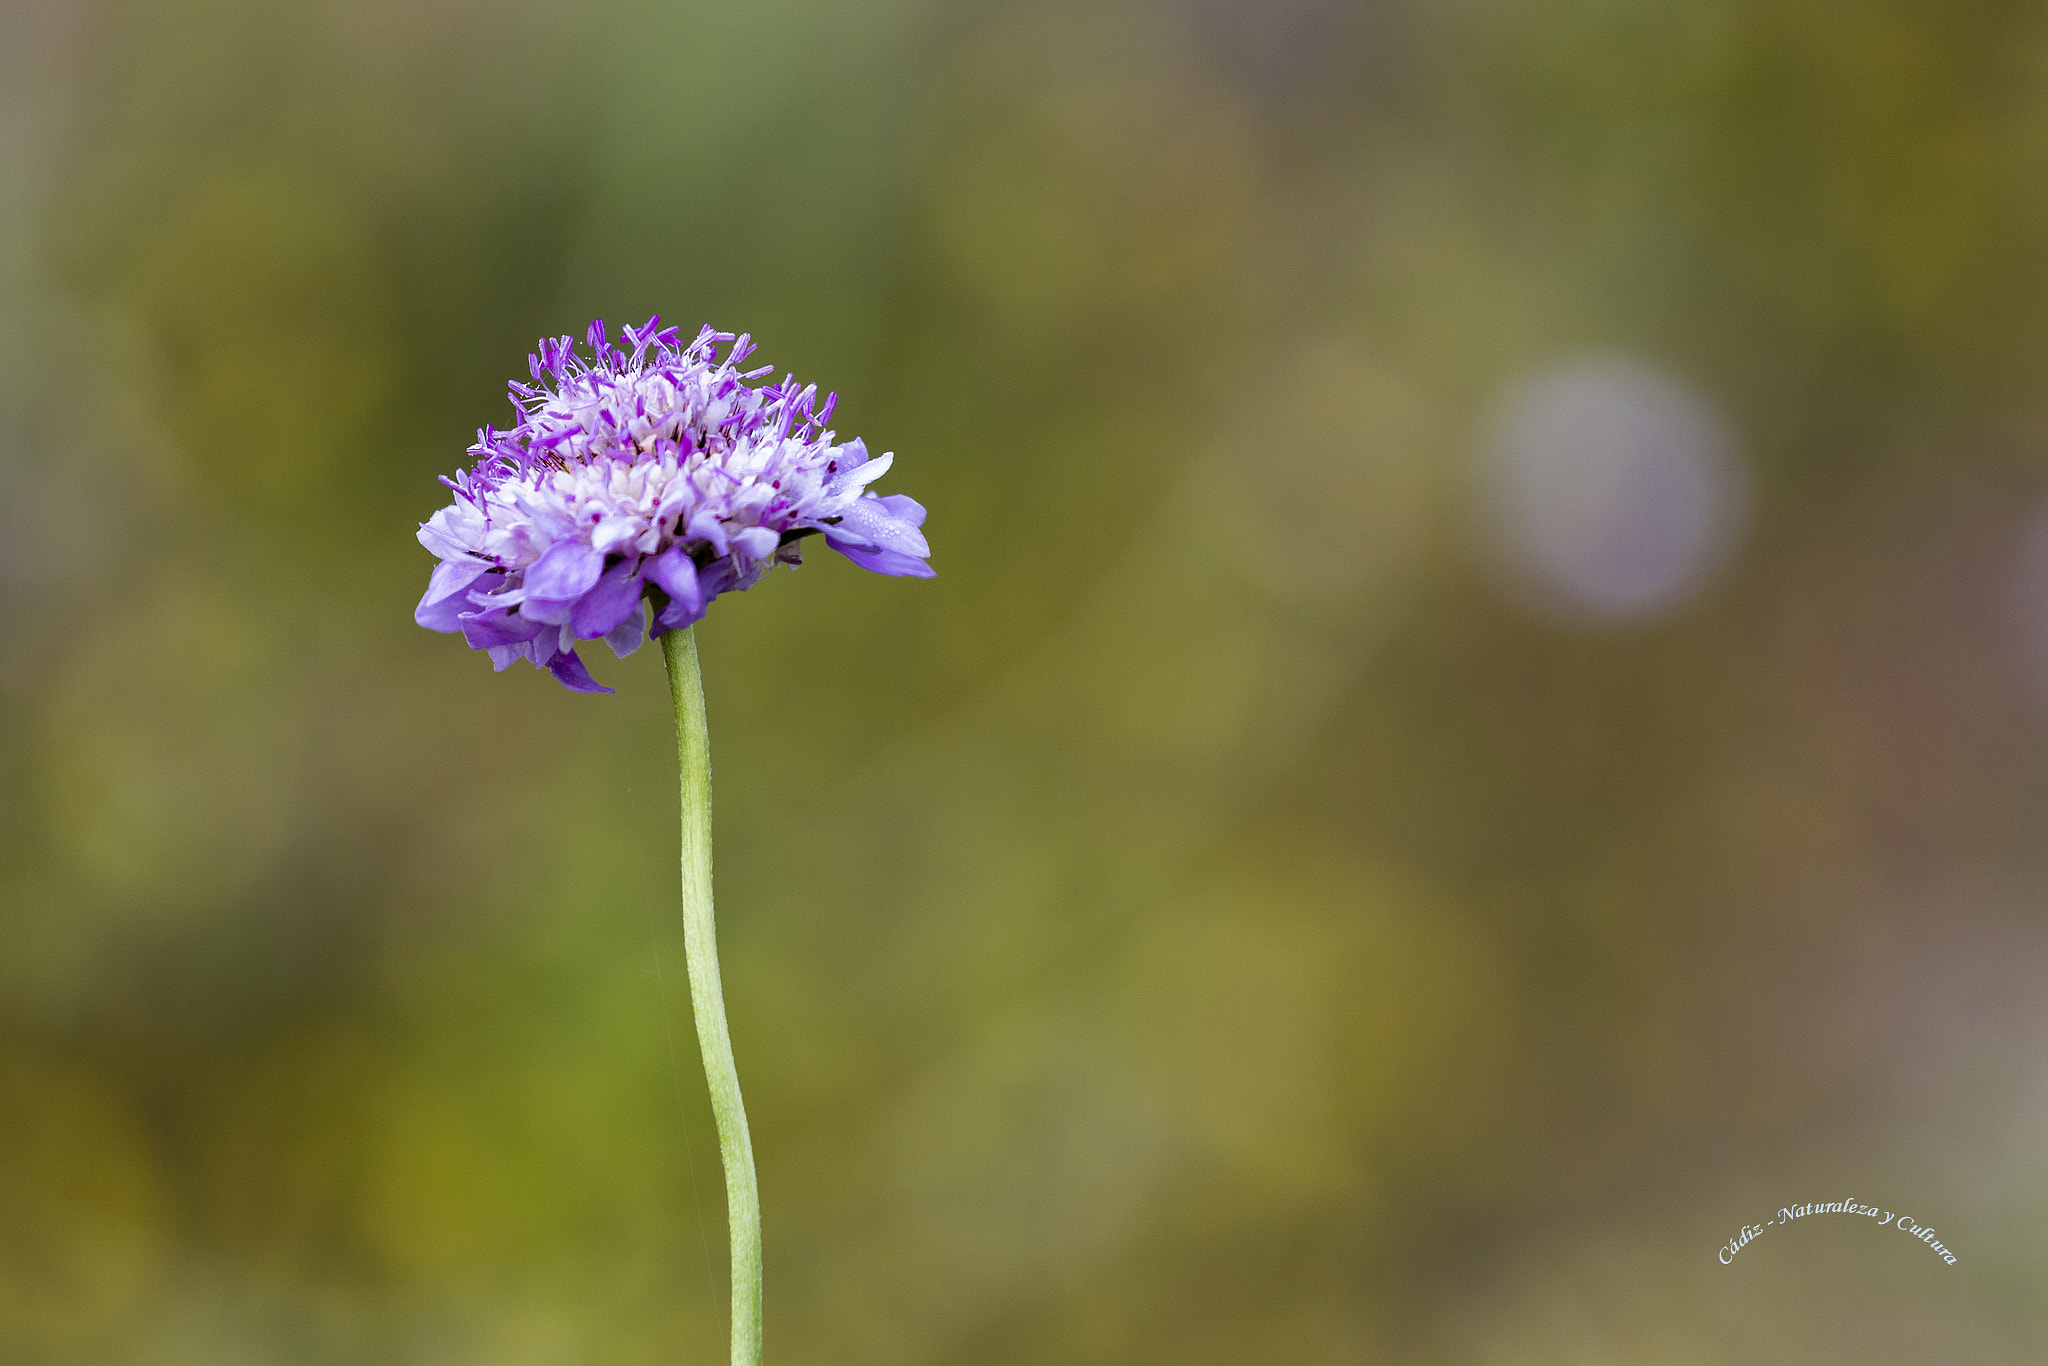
[{"x1": 415, "y1": 318, "x2": 931, "y2": 692}]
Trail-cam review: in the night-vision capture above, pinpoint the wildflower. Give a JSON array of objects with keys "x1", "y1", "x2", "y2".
[{"x1": 415, "y1": 317, "x2": 931, "y2": 692}]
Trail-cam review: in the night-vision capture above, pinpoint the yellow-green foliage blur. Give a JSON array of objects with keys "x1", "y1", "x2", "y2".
[{"x1": 3, "y1": 0, "x2": 2045, "y2": 1361}]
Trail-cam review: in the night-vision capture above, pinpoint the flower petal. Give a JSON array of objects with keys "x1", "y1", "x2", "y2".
[
  {"x1": 572, "y1": 562, "x2": 646, "y2": 639},
  {"x1": 646, "y1": 545, "x2": 704, "y2": 613},
  {"x1": 416, "y1": 561, "x2": 495, "y2": 631},
  {"x1": 652, "y1": 593, "x2": 708, "y2": 634},
  {"x1": 604, "y1": 604, "x2": 647, "y2": 658},
  {"x1": 424, "y1": 556, "x2": 494, "y2": 603},
  {"x1": 653, "y1": 555, "x2": 740, "y2": 633},
  {"x1": 524, "y1": 538, "x2": 605, "y2": 600},
  {"x1": 545, "y1": 649, "x2": 615, "y2": 694},
  {"x1": 685, "y1": 509, "x2": 729, "y2": 557},
  {"x1": 592, "y1": 515, "x2": 641, "y2": 555},
  {"x1": 830, "y1": 495, "x2": 929, "y2": 559},
  {"x1": 418, "y1": 503, "x2": 488, "y2": 560},
  {"x1": 731, "y1": 526, "x2": 779, "y2": 560},
  {"x1": 873, "y1": 493, "x2": 926, "y2": 529},
  {"x1": 830, "y1": 540, "x2": 936, "y2": 578},
  {"x1": 518, "y1": 595, "x2": 578, "y2": 625},
  {"x1": 460, "y1": 607, "x2": 543, "y2": 650},
  {"x1": 840, "y1": 450, "x2": 893, "y2": 491}
]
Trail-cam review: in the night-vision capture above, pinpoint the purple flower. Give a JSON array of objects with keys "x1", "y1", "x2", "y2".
[{"x1": 416, "y1": 318, "x2": 931, "y2": 692}]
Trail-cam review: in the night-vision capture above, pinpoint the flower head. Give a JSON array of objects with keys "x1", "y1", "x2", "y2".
[{"x1": 415, "y1": 318, "x2": 931, "y2": 692}]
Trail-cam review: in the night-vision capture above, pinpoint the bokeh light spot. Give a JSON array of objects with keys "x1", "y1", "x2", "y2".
[
  {"x1": 1475, "y1": 355, "x2": 1747, "y2": 622},
  {"x1": 2009, "y1": 489, "x2": 2048, "y2": 696}
]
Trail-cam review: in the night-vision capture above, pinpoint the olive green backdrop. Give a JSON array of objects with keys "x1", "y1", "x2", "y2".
[{"x1": 3, "y1": 0, "x2": 2046, "y2": 1361}]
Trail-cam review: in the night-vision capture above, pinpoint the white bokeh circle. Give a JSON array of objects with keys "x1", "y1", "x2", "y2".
[{"x1": 1475, "y1": 355, "x2": 1748, "y2": 622}]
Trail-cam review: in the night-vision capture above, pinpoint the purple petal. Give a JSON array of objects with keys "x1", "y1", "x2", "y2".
[
  {"x1": 460, "y1": 607, "x2": 544, "y2": 650},
  {"x1": 653, "y1": 556, "x2": 738, "y2": 633},
  {"x1": 604, "y1": 606, "x2": 647, "y2": 658},
  {"x1": 546, "y1": 648, "x2": 614, "y2": 694},
  {"x1": 830, "y1": 540, "x2": 936, "y2": 578},
  {"x1": 424, "y1": 557, "x2": 493, "y2": 603},
  {"x1": 417, "y1": 594, "x2": 471, "y2": 633},
  {"x1": 828, "y1": 450, "x2": 892, "y2": 495},
  {"x1": 519, "y1": 500, "x2": 578, "y2": 544},
  {"x1": 524, "y1": 539, "x2": 604, "y2": 600},
  {"x1": 417, "y1": 561, "x2": 495, "y2": 632},
  {"x1": 653, "y1": 593, "x2": 709, "y2": 634},
  {"x1": 418, "y1": 504, "x2": 487, "y2": 560},
  {"x1": 732, "y1": 526, "x2": 779, "y2": 560},
  {"x1": 698, "y1": 558, "x2": 743, "y2": 596},
  {"x1": 685, "y1": 510, "x2": 729, "y2": 556},
  {"x1": 873, "y1": 493, "x2": 926, "y2": 529},
  {"x1": 518, "y1": 595, "x2": 577, "y2": 626},
  {"x1": 830, "y1": 496, "x2": 930, "y2": 558},
  {"x1": 591, "y1": 516, "x2": 641, "y2": 555},
  {"x1": 486, "y1": 643, "x2": 529, "y2": 671},
  {"x1": 646, "y1": 545, "x2": 704, "y2": 614},
  {"x1": 572, "y1": 562, "x2": 646, "y2": 639}
]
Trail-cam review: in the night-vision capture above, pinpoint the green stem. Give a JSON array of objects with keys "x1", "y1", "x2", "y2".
[{"x1": 661, "y1": 626, "x2": 762, "y2": 1366}]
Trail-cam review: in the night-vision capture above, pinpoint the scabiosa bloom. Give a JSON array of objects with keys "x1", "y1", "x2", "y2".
[{"x1": 415, "y1": 317, "x2": 932, "y2": 692}]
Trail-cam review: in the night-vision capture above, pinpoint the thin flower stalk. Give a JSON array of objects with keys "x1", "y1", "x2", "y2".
[
  {"x1": 415, "y1": 319, "x2": 930, "y2": 1363},
  {"x1": 664, "y1": 625, "x2": 761, "y2": 1366}
]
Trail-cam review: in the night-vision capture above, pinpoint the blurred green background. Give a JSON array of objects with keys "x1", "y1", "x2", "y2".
[{"x1": 5, "y1": 0, "x2": 2048, "y2": 1360}]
